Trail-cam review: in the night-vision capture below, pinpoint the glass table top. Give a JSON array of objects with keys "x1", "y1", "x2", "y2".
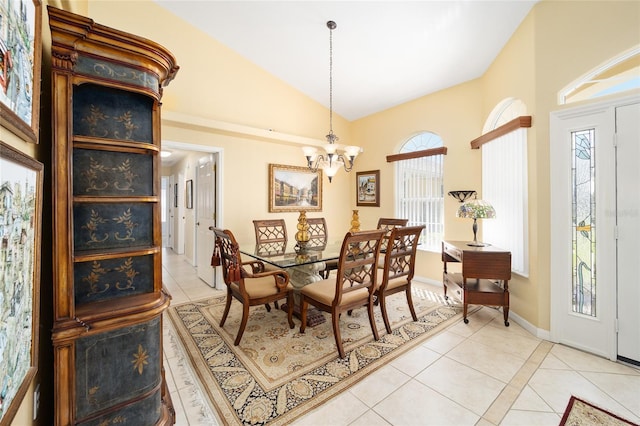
[{"x1": 239, "y1": 239, "x2": 342, "y2": 269}]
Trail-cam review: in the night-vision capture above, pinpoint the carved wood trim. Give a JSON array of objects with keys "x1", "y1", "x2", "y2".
[
  {"x1": 470, "y1": 116, "x2": 532, "y2": 149},
  {"x1": 386, "y1": 146, "x2": 448, "y2": 162}
]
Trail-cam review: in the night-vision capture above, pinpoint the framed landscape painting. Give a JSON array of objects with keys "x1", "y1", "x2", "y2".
[
  {"x1": 356, "y1": 170, "x2": 380, "y2": 207},
  {"x1": 0, "y1": 142, "x2": 43, "y2": 425},
  {"x1": 0, "y1": 0, "x2": 43, "y2": 143},
  {"x1": 269, "y1": 164, "x2": 322, "y2": 212}
]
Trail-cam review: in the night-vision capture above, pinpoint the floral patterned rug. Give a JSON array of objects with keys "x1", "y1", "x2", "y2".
[
  {"x1": 167, "y1": 284, "x2": 461, "y2": 425},
  {"x1": 560, "y1": 396, "x2": 640, "y2": 426}
]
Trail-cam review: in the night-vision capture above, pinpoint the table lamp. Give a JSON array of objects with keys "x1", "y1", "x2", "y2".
[{"x1": 456, "y1": 197, "x2": 496, "y2": 247}]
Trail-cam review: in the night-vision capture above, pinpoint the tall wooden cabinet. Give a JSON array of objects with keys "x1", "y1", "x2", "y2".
[{"x1": 48, "y1": 7, "x2": 179, "y2": 425}]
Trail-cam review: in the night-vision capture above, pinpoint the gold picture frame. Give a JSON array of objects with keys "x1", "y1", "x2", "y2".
[
  {"x1": 0, "y1": 142, "x2": 43, "y2": 425},
  {"x1": 269, "y1": 164, "x2": 322, "y2": 212},
  {"x1": 0, "y1": 0, "x2": 43, "y2": 144},
  {"x1": 356, "y1": 170, "x2": 380, "y2": 207}
]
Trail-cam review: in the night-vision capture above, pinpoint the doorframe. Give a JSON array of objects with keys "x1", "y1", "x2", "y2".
[
  {"x1": 163, "y1": 140, "x2": 225, "y2": 284},
  {"x1": 550, "y1": 92, "x2": 640, "y2": 361}
]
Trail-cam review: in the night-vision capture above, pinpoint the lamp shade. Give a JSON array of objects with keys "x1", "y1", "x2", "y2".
[{"x1": 457, "y1": 198, "x2": 496, "y2": 219}]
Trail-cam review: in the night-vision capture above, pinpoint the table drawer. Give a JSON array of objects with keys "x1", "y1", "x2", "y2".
[{"x1": 443, "y1": 243, "x2": 462, "y2": 262}]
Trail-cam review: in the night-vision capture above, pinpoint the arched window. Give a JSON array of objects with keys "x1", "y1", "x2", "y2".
[
  {"x1": 394, "y1": 132, "x2": 445, "y2": 251},
  {"x1": 558, "y1": 45, "x2": 640, "y2": 105}
]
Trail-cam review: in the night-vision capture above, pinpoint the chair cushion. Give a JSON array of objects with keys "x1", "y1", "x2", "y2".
[
  {"x1": 301, "y1": 279, "x2": 370, "y2": 306},
  {"x1": 384, "y1": 276, "x2": 409, "y2": 291},
  {"x1": 231, "y1": 276, "x2": 292, "y2": 299}
]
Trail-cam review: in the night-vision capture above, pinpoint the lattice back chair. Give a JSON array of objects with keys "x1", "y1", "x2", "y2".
[
  {"x1": 376, "y1": 217, "x2": 409, "y2": 265},
  {"x1": 306, "y1": 217, "x2": 339, "y2": 279},
  {"x1": 252, "y1": 219, "x2": 288, "y2": 312},
  {"x1": 375, "y1": 225, "x2": 425, "y2": 334},
  {"x1": 253, "y1": 219, "x2": 288, "y2": 245},
  {"x1": 299, "y1": 229, "x2": 386, "y2": 358},
  {"x1": 305, "y1": 217, "x2": 328, "y2": 248},
  {"x1": 211, "y1": 228, "x2": 294, "y2": 346}
]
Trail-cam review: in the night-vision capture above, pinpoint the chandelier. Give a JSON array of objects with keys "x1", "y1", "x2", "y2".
[{"x1": 303, "y1": 20, "x2": 362, "y2": 183}]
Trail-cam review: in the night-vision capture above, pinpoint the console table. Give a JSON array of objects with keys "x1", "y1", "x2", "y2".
[{"x1": 442, "y1": 241, "x2": 512, "y2": 326}]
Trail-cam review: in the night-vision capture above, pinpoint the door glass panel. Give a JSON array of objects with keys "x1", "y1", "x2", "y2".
[{"x1": 571, "y1": 128, "x2": 596, "y2": 316}]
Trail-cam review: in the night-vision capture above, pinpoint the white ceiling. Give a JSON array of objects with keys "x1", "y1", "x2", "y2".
[{"x1": 155, "y1": 0, "x2": 538, "y2": 121}]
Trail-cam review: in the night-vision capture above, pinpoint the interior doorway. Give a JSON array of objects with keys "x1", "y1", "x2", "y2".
[{"x1": 162, "y1": 141, "x2": 224, "y2": 288}]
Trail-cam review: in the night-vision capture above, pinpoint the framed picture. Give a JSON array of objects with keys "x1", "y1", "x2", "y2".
[
  {"x1": 356, "y1": 170, "x2": 380, "y2": 207},
  {"x1": 269, "y1": 164, "x2": 322, "y2": 212},
  {"x1": 0, "y1": 142, "x2": 43, "y2": 425},
  {"x1": 0, "y1": 0, "x2": 43, "y2": 144},
  {"x1": 186, "y1": 179, "x2": 193, "y2": 209}
]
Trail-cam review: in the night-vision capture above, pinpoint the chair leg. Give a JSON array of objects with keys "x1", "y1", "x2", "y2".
[
  {"x1": 265, "y1": 303, "x2": 271, "y2": 312},
  {"x1": 286, "y1": 292, "x2": 294, "y2": 329},
  {"x1": 367, "y1": 298, "x2": 380, "y2": 341},
  {"x1": 299, "y1": 298, "x2": 308, "y2": 333},
  {"x1": 405, "y1": 286, "x2": 418, "y2": 322},
  {"x1": 379, "y1": 293, "x2": 392, "y2": 334},
  {"x1": 332, "y1": 311, "x2": 345, "y2": 358},
  {"x1": 234, "y1": 303, "x2": 250, "y2": 346},
  {"x1": 219, "y1": 290, "x2": 232, "y2": 327}
]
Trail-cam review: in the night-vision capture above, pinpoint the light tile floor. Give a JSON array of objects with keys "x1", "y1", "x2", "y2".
[{"x1": 161, "y1": 248, "x2": 640, "y2": 425}]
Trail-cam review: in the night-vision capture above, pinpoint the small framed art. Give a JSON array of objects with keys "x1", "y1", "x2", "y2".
[{"x1": 356, "y1": 170, "x2": 380, "y2": 207}]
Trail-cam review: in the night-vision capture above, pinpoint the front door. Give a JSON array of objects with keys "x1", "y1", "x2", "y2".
[
  {"x1": 551, "y1": 94, "x2": 640, "y2": 361},
  {"x1": 615, "y1": 102, "x2": 640, "y2": 365}
]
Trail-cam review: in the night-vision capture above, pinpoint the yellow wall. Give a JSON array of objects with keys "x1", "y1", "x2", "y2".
[
  {"x1": 7, "y1": 1, "x2": 639, "y2": 423},
  {"x1": 84, "y1": 0, "x2": 640, "y2": 331},
  {"x1": 351, "y1": 79, "x2": 485, "y2": 280},
  {"x1": 87, "y1": 0, "x2": 355, "y2": 244}
]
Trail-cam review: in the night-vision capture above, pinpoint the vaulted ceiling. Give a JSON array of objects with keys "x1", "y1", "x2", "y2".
[{"x1": 155, "y1": 1, "x2": 538, "y2": 121}]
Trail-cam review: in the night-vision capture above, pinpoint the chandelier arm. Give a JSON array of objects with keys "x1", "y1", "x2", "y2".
[
  {"x1": 307, "y1": 154, "x2": 326, "y2": 173},
  {"x1": 338, "y1": 154, "x2": 355, "y2": 172}
]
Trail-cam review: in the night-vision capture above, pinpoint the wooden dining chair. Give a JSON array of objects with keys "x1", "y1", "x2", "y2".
[
  {"x1": 375, "y1": 225, "x2": 425, "y2": 334},
  {"x1": 253, "y1": 219, "x2": 288, "y2": 245},
  {"x1": 377, "y1": 217, "x2": 409, "y2": 234},
  {"x1": 211, "y1": 227, "x2": 294, "y2": 346},
  {"x1": 306, "y1": 217, "x2": 328, "y2": 248},
  {"x1": 299, "y1": 229, "x2": 386, "y2": 358},
  {"x1": 306, "y1": 217, "x2": 338, "y2": 279},
  {"x1": 376, "y1": 217, "x2": 409, "y2": 266},
  {"x1": 252, "y1": 219, "x2": 288, "y2": 310}
]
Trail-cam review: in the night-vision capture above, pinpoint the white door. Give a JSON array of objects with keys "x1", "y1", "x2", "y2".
[
  {"x1": 196, "y1": 154, "x2": 217, "y2": 287},
  {"x1": 616, "y1": 102, "x2": 640, "y2": 364},
  {"x1": 168, "y1": 175, "x2": 175, "y2": 250},
  {"x1": 161, "y1": 177, "x2": 169, "y2": 247},
  {"x1": 550, "y1": 100, "x2": 617, "y2": 359},
  {"x1": 176, "y1": 173, "x2": 186, "y2": 254}
]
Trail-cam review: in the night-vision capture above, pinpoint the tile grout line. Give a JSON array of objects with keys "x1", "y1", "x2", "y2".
[{"x1": 480, "y1": 339, "x2": 554, "y2": 424}]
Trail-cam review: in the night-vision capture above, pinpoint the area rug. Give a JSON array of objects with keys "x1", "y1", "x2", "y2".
[
  {"x1": 167, "y1": 284, "x2": 462, "y2": 425},
  {"x1": 560, "y1": 396, "x2": 639, "y2": 426}
]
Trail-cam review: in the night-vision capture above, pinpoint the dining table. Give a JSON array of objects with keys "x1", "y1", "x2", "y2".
[{"x1": 239, "y1": 239, "x2": 344, "y2": 326}]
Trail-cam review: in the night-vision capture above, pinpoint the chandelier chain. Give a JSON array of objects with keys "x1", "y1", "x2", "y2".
[{"x1": 328, "y1": 22, "x2": 333, "y2": 135}]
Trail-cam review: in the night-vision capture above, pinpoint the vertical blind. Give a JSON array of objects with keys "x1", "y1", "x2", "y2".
[
  {"x1": 482, "y1": 128, "x2": 529, "y2": 275},
  {"x1": 396, "y1": 154, "x2": 444, "y2": 250}
]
